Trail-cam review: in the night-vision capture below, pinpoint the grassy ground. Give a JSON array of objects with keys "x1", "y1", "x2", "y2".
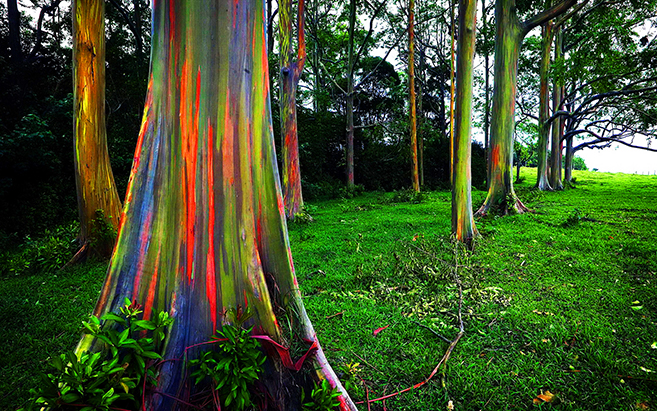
[{"x1": 1, "y1": 169, "x2": 656, "y2": 410}]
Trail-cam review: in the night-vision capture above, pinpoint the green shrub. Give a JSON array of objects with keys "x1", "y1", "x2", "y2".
[
  {"x1": 20, "y1": 299, "x2": 173, "y2": 411},
  {"x1": 2, "y1": 222, "x2": 78, "y2": 276}
]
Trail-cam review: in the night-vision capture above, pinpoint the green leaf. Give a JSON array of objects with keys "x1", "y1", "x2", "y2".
[
  {"x1": 141, "y1": 351, "x2": 162, "y2": 360},
  {"x1": 133, "y1": 320, "x2": 157, "y2": 330}
]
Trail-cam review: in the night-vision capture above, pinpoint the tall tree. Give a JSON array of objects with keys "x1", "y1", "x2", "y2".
[
  {"x1": 75, "y1": 1, "x2": 355, "y2": 409},
  {"x1": 279, "y1": 0, "x2": 307, "y2": 218},
  {"x1": 549, "y1": 26, "x2": 565, "y2": 189},
  {"x1": 409, "y1": 0, "x2": 420, "y2": 191},
  {"x1": 476, "y1": 0, "x2": 576, "y2": 215},
  {"x1": 72, "y1": 0, "x2": 122, "y2": 259},
  {"x1": 452, "y1": 0, "x2": 479, "y2": 244},
  {"x1": 535, "y1": 1, "x2": 554, "y2": 191}
]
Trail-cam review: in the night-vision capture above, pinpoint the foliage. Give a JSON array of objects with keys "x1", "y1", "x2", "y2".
[
  {"x1": 20, "y1": 299, "x2": 172, "y2": 411},
  {"x1": 0, "y1": 222, "x2": 78, "y2": 276},
  {"x1": 189, "y1": 308, "x2": 266, "y2": 411},
  {"x1": 571, "y1": 156, "x2": 588, "y2": 171},
  {"x1": 388, "y1": 188, "x2": 426, "y2": 204},
  {"x1": 301, "y1": 379, "x2": 341, "y2": 411}
]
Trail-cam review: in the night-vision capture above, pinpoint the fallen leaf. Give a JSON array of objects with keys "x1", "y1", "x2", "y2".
[
  {"x1": 447, "y1": 400, "x2": 454, "y2": 410},
  {"x1": 640, "y1": 366, "x2": 654, "y2": 373},
  {"x1": 373, "y1": 325, "x2": 390, "y2": 336},
  {"x1": 533, "y1": 390, "x2": 556, "y2": 405},
  {"x1": 635, "y1": 401, "x2": 650, "y2": 410},
  {"x1": 651, "y1": 342, "x2": 657, "y2": 349}
]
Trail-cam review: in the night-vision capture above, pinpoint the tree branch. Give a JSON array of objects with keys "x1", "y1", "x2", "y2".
[{"x1": 522, "y1": 0, "x2": 577, "y2": 34}]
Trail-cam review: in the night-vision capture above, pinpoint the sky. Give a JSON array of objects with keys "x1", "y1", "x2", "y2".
[{"x1": 578, "y1": 140, "x2": 657, "y2": 175}]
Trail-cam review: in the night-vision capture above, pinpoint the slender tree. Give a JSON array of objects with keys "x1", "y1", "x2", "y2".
[
  {"x1": 346, "y1": 0, "x2": 357, "y2": 189},
  {"x1": 72, "y1": 0, "x2": 122, "y2": 259},
  {"x1": 7, "y1": 0, "x2": 22, "y2": 63},
  {"x1": 549, "y1": 26, "x2": 565, "y2": 189},
  {"x1": 452, "y1": 0, "x2": 479, "y2": 244},
  {"x1": 476, "y1": 0, "x2": 576, "y2": 216},
  {"x1": 535, "y1": 2, "x2": 554, "y2": 191},
  {"x1": 75, "y1": 1, "x2": 355, "y2": 409},
  {"x1": 279, "y1": 0, "x2": 307, "y2": 218},
  {"x1": 409, "y1": 0, "x2": 420, "y2": 191}
]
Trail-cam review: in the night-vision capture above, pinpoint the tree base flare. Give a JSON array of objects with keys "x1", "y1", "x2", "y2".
[{"x1": 475, "y1": 194, "x2": 530, "y2": 217}]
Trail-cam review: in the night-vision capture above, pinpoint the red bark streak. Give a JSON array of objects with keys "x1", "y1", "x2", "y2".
[{"x1": 207, "y1": 120, "x2": 217, "y2": 330}]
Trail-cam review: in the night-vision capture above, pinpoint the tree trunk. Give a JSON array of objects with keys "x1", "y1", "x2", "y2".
[
  {"x1": 449, "y1": 0, "x2": 456, "y2": 185},
  {"x1": 76, "y1": 1, "x2": 355, "y2": 409},
  {"x1": 549, "y1": 27, "x2": 564, "y2": 190},
  {"x1": 482, "y1": 0, "x2": 491, "y2": 187},
  {"x1": 72, "y1": 0, "x2": 122, "y2": 259},
  {"x1": 452, "y1": 0, "x2": 479, "y2": 245},
  {"x1": 564, "y1": 133, "x2": 574, "y2": 182},
  {"x1": 418, "y1": 47, "x2": 425, "y2": 187},
  {"x1": 409, "y1": 0, "x2": 419, "y2": 192},
  {"x1": 346, "y1": 0, "x2": 356, "y2": 189},
  {"x1": 476, "y1": 0, "x2": 575, "y2": 215},
  {"x1": 7, "y1": 0, "x2": 22, "y2": 64},
  {"x1": 536, "y1": 16, "x2": 553, "y2": 191},
  {"x1": 279, "y1": 0, "x2": 306, "y2": 219},
  {"x1": 476, "y1": 1, "x2": 528, "y2": 215}
]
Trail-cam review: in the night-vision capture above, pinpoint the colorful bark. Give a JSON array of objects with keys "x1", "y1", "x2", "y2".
[
  {"x1": 536, "y1": 16, "x2": 553, "y2": 191},
  {"x1": 476, "y1": 1, "x2": 528, "y2": 215},
  {"x1": 76, "y1": 1, "x2": 355, "y2": 409},
  {"x1": 476, "y1": 0, "x2": 575, "y2": 215},
  {"x1": 449, "y1": 0, "x2": 456, "y2": 186},
  {"x1": 279, "y1": 0, "x2": 307, "y2": 218},
  {"x1": 72, "y1": 0, "x2": 122, "y2": 258},
  {"x1": 452, "y1": 0, "x2": 479, "y2": 244},
  {"x1": 549, "y1": 27, "x2": 564, "y2": 190},
  {"x1": 409, "y1": 0, "x2": 419, "y2": 192}
]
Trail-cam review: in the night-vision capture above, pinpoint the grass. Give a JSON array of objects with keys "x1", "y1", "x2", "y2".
[{"x1": 1, "y1": 168, "x2": 656, "y2": 410}]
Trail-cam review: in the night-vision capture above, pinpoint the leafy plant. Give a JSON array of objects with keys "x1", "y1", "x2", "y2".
[
  {"x1": 388, "y1": 188, "x2": 425, "y2": 204},
  {"x1": 301, "y1": 379, "x2": 341, "y2": 411},
  {"x1": 20, "y1": 299, "x2": 172, "y2": 411},
  {"x1": 2, "y1": 222, "x2": 78, "y2": 276},
  {"x1": 189, "y1": 308, "x2": 266, "y2": 411}
]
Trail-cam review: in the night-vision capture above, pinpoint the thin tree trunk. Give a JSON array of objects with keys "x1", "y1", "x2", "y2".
[
  {"x1": 76, "y1": 1, "x2": 355, "y2": 409},
  {"x1": 8, "y1": 0, "x2": 22, "y2": 63},
  {"x1": 409, "y1": 0, "x2": 419, "y2": 191},
  {"x1": 279, "y1": 0, "x2": 307, "y2": 218},
  {"x1": 346, "y1": 0, "x2": 356, "y2": 189},
  {"x1": 549, "y1": 27, "x2": 564, "y2": 189},
  {"x1": 482, "y1": 0, "x2": 491, "y2": 187},
  {"x1": 452, "y1": 0, "x2": 479, "y2": 245},
  {"x1": 536, "y1": 14, "x2": 553, "y2": 191},
  {"x1": 72, "y1": 0, "x2": 122, "y2": 259},
  {"x1": 418, "y1": 47, "x2": 425, "y2": 187}
]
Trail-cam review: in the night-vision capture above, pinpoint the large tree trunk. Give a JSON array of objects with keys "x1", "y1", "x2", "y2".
[
  {"x1": 72, "y1": 0, "x2": 122, "y2": 259},
  {"x1": 418, "y1": 47, "x2": 425, "y2": 187},
  {"x1": 279, "y1": 0, "x2": 307, "y2": 219},
  {"x1": 75, "y1": 1, "x2": 355, "y2": 409},
  {"x1": 549, "y1": 27, "x2": 564, "y2": 190},
  {"x1": 536, "y1": 15, "x2": 553, "y2": 191},
  {"x1": 345, "y1": 0, "x2": 356, "y2": 189},
  {"x1": 452, "y1": 0, "x2": 479, "y2": 244},
  {"x1": 476, "y1": 1, "x2": 527, "y2": 215},
  {"x1": 7, "y1": 0, "x2": 22, "y2": 63},
  {"x1": 476, "y1": 0, "x2": 575, "y2": 216},
  {"x1": 409, "y1": 0, "x2": 419, "y2": 191}
]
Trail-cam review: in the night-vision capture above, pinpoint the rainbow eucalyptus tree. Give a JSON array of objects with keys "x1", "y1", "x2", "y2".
[
  {"x1": 452, "y1": 0, "x2": 479, "y2": 244},
  {"x1": 76, "y1": 1, "x2": 355, "y2": 409},
  {"x1": 549, "y1": 27, "x2": 565, "y2": 190},
  {"x1": 72, "y1": 0, "x2": 122, "y2": 259},
  {"x1": 409, "y1": 0, "x2": 420, "y2": 191},
  {"x1": 476, "y1": 0, "x2": 576, "y2": 215},
  {"x1": 279, "y1": 0, "x2": 307, "y2": 219},
  {"x1": 535, "y1": 4, "x2": 553, "y2": 191}
]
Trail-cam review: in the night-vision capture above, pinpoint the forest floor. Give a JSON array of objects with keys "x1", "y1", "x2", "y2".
[{"x1": 1, "y1": 168, "x2": 656, "y2": 410}]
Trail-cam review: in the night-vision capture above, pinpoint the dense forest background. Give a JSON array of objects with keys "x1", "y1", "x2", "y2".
[{"x1": 0, "y1": 0, "x2": 655, "y2": 239}]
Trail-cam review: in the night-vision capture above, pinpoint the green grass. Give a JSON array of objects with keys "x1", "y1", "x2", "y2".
[{"x1": 2, "y1": 169, "x2": 656, "y2": 410}]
